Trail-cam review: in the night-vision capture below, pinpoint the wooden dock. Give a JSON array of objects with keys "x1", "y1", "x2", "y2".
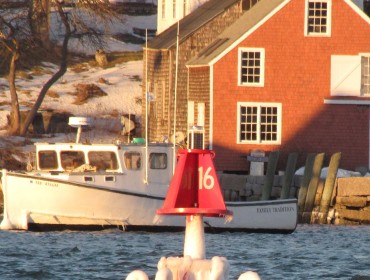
[{"x1": 218, "y1": 151, "x2": 370, "y2": 225}]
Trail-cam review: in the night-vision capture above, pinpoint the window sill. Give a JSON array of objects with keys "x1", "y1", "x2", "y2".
[
  {"x1": 305, "y1": 34, "x2": 331, "y2": 38},
  {"x1": 238, "y1": 83, "x2": 264, "y2": 87}
]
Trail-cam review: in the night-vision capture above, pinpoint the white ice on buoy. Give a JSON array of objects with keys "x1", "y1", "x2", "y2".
[
  {"x1": 155, "y1": 255, "x2": 230, "y2": 280},
  {"x1": 178, "y1": 255, "x2": 192, "y2": 280},
  {"x1": 209, "y1": 256, "x2": 229, "y2": 280},
  {"x1": 155, "y1": 267, "x2": 173, "y2": 280},
  {"x1": 238, "y1": 271, "x2": 261, "y2": 280},
  {"x1": 125, "y1": 270, "x2": 149, "y2": 280}
]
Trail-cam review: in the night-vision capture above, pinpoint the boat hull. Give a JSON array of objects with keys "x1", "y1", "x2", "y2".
[{"x1": 1, "y1": 171, "x2": 297, "y2": 233}]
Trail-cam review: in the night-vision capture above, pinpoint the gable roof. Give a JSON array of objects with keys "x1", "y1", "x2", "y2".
[
  {"x1": 187, "y1": 0, "x2": 288, "y2": 66},
  {"x1": 188, "y1": 0, "x2": 370, "y2": 67},
  {"x1": 147, "y1": 0, "x2": 241, "y2": 50},
  {"x1": 344, "y1": 0, "x2": 370, "y2": 24}
]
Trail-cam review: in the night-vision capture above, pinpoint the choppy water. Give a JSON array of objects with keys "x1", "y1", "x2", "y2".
[{"x1": 0, "y1": 225, "x2": 369, "y2": 280}]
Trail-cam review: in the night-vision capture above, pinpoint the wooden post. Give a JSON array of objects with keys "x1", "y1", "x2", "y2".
[
  {"x1": 261, "y1": 150, "x2": 280, "y2": 201},
  {"x1": 317, "y1": 152, "x2": 341, "y2": 224},
  {"x1": 280, "y1": 152, "x2": 298, "y2": 199},
  {"x1": 301, "y1": 153, "x2": 325, "y2": 224},
  {"x1": 297, "y1": 153, "x2": 316, "y2": 222}
]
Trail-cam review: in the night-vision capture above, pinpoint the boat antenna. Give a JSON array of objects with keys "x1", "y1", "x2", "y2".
[
  {"x1": 173, "y1": 21, "x2": 180, "y2": 174},
  {"x1": 145, "y1": 28, "x2": 149, "y2": 184},
  {"x1": 68, "y1": 117, "x2": 91, "y2": 144}
]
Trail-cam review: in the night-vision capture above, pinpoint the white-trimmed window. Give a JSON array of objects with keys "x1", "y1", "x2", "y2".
[
  {"x1": 330, "y1": 54, "x2": 370, "y2": 96},
  {"x1": 304, "y1": 0, "x2": 332, "y2": 37},
  {"x1": 237, "y1": 102, "x2": 281, "y2": 144},
  {"x1": 362, "y1": 56, "x2": 370, "y2": 95},
  {"x1": 238, "y1": 48, "x2": 265, "y2": 87}
]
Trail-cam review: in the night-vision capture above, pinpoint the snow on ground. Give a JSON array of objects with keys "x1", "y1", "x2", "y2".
[
  {"x1": 0, "y1": 57, "x2": 144, "y2": 131},
  {"x1": 0, "y1": 9, "x2": 156, "y2": 147}
]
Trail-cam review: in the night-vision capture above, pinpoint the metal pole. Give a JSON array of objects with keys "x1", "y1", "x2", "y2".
[
  {"x1": 145, "y1": 29, "x2": 148, "y2": 184},
  {"x1": 173, "y1": 21, "x2": 179, "y2": 174}
]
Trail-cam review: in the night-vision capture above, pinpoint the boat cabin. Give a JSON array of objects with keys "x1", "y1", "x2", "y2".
[{"x1": 32, "y1": 142, "x2": 175, "y2": 176}]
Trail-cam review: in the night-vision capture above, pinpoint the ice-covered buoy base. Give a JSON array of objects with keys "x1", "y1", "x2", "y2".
[{"x1": 125, "y1": 256, "x2": 260, "y2": 280}]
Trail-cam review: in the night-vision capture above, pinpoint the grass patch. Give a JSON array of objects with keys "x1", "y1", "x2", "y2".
[
  {"x1": 18, "y1": 90, "x2": 32, "y2": 97},
  {"x1": 97, "y1": 77, "x2": 110, "y2": 84},
  {"x1": 70, "y1": 62, "x2": 90, "y2": 73},
  {"x1": 17, "y1": 71, "x2": 33, "y2": 80},
  {"x1": 31, "y1": 66, "x2": 54, "y2": 76},
  {"x1": 73, "y1": 83, "x2": 107, "y2": 105},
  {"x1": 0, "y1": 101, "x2": 10, "y2": 107},
  {"x1": 130, "y1": 75, "x2": 141, "y2": 82},
  {"x1": 47, "y1": 90, "x2": 60, "y2": 98}
]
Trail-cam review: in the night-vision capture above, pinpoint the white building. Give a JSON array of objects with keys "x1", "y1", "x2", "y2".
[{"x1": 156, "y1": 0, "x2": 210, "y2": 33}]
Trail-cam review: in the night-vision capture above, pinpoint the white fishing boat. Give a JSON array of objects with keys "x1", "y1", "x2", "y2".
[{"x1": 0, "y1": 117, "x2": 297, "y2": 233}]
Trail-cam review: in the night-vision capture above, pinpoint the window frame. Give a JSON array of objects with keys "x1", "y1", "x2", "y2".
[
  {"x1": 124, "y1": 151, "x2": 142, "y2": 170},
  {"x1": 149, "y1": 153, "x2": 168, "y2": 169},
  {"x1": 38, "y1": 150, "x2": 58, "y2": 170},
  {"x1": 60, "y1": 150, "x2": 85, "y2": 171},
  {"x1": 304, "y1": 0, "x2": 332, "y2": 37},
  {"x1": 238, "y1": 47, "x2": 265, "y2": 87},
  {"x1": 88, "y1": 151, "x2": 119, "y2": 171},
  {"x1": 360, "y1": 53, "x2": 370, "y2": 96},
  {"x1": 237, "y1": 102, "x2": 282, "y2": 145}
]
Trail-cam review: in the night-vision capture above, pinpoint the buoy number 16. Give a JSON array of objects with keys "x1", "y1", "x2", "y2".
[{"x1": 198, "y1": 166, "x2": 215, "y2": 190}]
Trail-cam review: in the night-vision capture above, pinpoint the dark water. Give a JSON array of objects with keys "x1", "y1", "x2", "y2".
[{"x1": 0, "y1": 225, "x2": 369, "y2": 280}]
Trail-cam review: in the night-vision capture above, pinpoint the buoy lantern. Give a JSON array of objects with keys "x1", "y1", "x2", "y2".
[{"x1": 157, "y1": 149, "x2": 233, "y2": 217}]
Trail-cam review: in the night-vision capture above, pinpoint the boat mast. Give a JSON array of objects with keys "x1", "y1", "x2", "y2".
[
  {"x1": 145, "y1": 29, "x2": 149, "y2": 184},
  {"x1": 173, "y1": 21, "x2": 179, "y2": 174}
]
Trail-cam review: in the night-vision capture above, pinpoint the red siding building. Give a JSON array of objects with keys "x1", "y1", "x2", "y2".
[
  {"x1": 146, "y1": 0, "x2": 370, "y2": 172},
  {"x1": 187, "y1": 0, "x2": 370, "y2": 172}
]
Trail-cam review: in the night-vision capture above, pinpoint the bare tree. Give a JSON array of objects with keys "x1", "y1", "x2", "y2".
[
  {"x1": 1, "y1": 0, "x2": 119, "y2": 136},
  {"x1": 0, "y1": 8, "x2": 32, "y2": 135},
  {"x1": 20, "y1": 1, "x2": 71, "y2": 135}
]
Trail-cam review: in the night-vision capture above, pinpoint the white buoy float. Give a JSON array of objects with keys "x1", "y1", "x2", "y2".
[{"x1": 125, "y1": 149, "x2": 261, "y2": 280}]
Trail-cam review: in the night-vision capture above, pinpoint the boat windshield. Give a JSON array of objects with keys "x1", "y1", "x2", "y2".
[
  {"x1": 88, "y1": 151, "x2": 118, "y2": 171},
  {"x1": 61, "y1": 151, "x2": 86, "y2": 171},
  {"x1": 38, "y1": 150, "x2": 58, "y2": 170}
]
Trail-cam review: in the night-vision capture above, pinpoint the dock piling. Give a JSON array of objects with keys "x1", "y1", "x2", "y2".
[
  {"x1": 280, "y1": 152, "x2": 298, "y2": 199},
  {"x1": 261, "y1": 151, "x2": 280, "y2": 201},
  {"x1": 301, "y1": 153, "x2": 325, "y2": 224},
  {"x1": 297, "y1": 153, "x2": 316, "y2": 222},
  {"x1": 317, "y1": 152, "x2": 341, "y2": 224}
]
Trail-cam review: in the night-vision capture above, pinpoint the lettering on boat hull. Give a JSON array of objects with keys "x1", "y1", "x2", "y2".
[
  {"x1": 33, "y1": 180, "x2": 59, "y2": 188},
  {"x1": 257, "y1": 206, "x2": 295, "y2": 213}
]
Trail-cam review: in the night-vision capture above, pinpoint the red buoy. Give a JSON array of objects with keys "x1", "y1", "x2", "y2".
[{"x1": 157, "y1": 149, "x2": 233, "y2": 217}]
